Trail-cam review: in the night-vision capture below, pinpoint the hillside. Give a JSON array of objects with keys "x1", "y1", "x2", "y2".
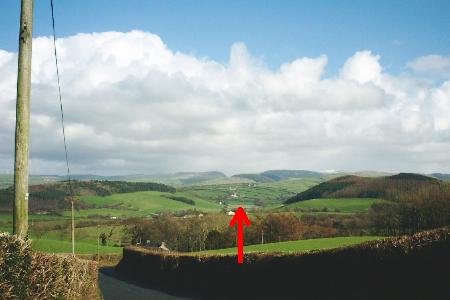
[
  {"x1": 77, "y1": 190, "x2": 222, "y2": 217},
  {"x1": 284, "y1": 198, "x2": 381, "y2": 213},
  {"x1": 431, "y1": 173, "x2": 450, "y2": 180},
  {"x1": 181, "y1": 177, "x2": 322, "y2": 208},
  {"x1": 232, "y1": 169, "x2": 324, "y2": 182},
  {"x1": 0, "y1": 174, "x2": 61, "y2": 189},
  {"x1": 285, "y1": 173, "x2": 448, "y2": 204},
  {"x1": 130, "y1": 171, "x2": 237, "y2": 186},
  {"x1": 0, "y1": 180, "x2": 175, "y2": 212}
]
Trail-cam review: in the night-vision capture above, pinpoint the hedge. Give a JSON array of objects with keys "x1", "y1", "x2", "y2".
[
  {"x1": 117, "y1": 227, "x2": 450, "y2": 299},
  {"x1": 0, "y1": 233, "x2": 99, "y2": 299}
]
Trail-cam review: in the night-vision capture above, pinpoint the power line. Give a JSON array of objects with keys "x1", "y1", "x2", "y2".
[
  {"x1": 50, "y1": 0, "x2": 71, "y2": 187},
  {"x1": 50, "y1": 0, "x2": 75, "y2": 255}
]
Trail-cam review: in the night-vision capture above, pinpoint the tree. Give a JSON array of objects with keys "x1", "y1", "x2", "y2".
[{"x1": 99, "y1": 232, "x2": 107, "y2": 246}]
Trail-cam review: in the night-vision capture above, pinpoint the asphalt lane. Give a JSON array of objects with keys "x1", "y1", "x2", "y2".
[{"x1": 98, "y1": 268, "x2": 193, "y2": 300}]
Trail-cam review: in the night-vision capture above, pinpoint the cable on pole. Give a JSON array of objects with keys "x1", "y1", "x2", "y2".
[{"x1": 50, "y1": 0, "x2": 75, "y2": 255}]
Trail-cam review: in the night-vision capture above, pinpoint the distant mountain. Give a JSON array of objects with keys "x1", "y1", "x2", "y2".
[
  {"x1": 262, "y1": 170, "x2": 324, "y2": 180},
  {"x1": 130, "y1": 171, "x2": 235, "y2": 186},
  {"x1": 232, "y1": 170, "x2": 324, "y2": 182},
  {"x1": 341, "y1": 171, "x2": 393, "y2": 177},
  {"x1": 0, "y1": 172, "x2": 242, "y2": 188},
  {"x1": 430, "y1": 173, "x2": 450, "y2": 180},
  {"x1": 231, "y1": 173, "x2": 274, "y2": 182},
  {"x1": 285, "y1": 173, "x2": 447, "y2": 204},
  {"x1": 164, "y1": 171, "x2": 227, "y2": 185},
  {"x1": 1, "y1": 170, "x2": 448, "y2": 188}
]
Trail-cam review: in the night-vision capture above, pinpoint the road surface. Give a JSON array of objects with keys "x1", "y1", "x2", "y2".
[{"x1": 98, "y1": 268, "x2": 193, "y2": 300}]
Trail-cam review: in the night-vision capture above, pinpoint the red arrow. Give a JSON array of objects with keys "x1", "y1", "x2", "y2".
[{"x1": 229, "y1": 207, "x2": 251, "y2": 264}]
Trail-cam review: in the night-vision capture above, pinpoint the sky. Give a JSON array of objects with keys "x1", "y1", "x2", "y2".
[{"x1": 0, "y1": 0, "x2": 449, "y2": 175}]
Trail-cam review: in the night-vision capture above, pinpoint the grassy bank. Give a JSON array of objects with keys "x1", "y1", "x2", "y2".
[{"x1": 202, "y1": 236, "x2": 381, "y2": 254}]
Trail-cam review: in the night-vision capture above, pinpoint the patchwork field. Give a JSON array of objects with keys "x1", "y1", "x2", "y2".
[
  {"x1": 182, "y1": 178, "x2": 322, "y2": 208},
  {"x1": 77, "y1": 191, "x2": 222, "y2": 217},
  {"x1": 0, "y1": 174, "x2": 58, "y2": 189},
  {"x1": 202, "y1": 236, "x2": 382, "y2": 254},
  {"x1": 0, "y1": 178, "x2": 387, "y2": 255}
]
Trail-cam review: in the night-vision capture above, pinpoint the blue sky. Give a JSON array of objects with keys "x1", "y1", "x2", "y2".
[
  {"x1": 1, "y1": 0, "x2": 449, "y2": 73},
  {"x1": 1, "y1": 1, "x2": 450, "y2": 174}
]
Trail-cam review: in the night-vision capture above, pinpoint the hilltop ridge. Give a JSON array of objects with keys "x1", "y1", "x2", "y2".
[{"x1": 285, "y1": 173, "x2": 448, "y2": 204}]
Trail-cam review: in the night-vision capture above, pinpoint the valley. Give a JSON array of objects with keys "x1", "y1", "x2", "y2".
[{"x1": 1, "y1": 170, "x2": 448, "y2": 256}]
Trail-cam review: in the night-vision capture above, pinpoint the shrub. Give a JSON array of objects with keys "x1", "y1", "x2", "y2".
[
  {"x1": 161, "y1": 195, "x2": 195, "y2": 205},
  {"x1": 0, "y1": 232, "x2": 31, "y2": 299},
  {"x1": 0, "y1": 233, "x2": 99, "y2": 299}
]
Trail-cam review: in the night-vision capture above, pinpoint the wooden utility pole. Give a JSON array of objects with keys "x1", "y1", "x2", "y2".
[
  {"x1": 71, "y1": 200, "x2": 75, "y2": 255},
  {"x1": 97, "y1": 225, "x2": 100, "y2": 263},
  {"x1": 13, "y1": 0, "x2": 33, "y2": 238}
]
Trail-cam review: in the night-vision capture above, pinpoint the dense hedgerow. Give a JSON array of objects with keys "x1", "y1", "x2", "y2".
[
  {"x1": 117, "y1": 227, "x2": 450, "y2": 299},
  {"x1": 0, "y1": 233, "x2": 99, "y2": 299},
  {"x1": 161, "y1": 194, "x2": 195, "y2": 205}
]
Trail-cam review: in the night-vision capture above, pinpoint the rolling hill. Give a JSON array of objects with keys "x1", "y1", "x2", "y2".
[
  {"x1": 284, "y1": 198, "x2": 382, "y2": 213},
  {"x1": 232, "y1": 170, "x2": 325, "y2": 182},
  {"x1": 75, "y1": 191, "x2": 222, "y2": 217},
  {"x1": 0, "y1": 180, "x2": 175, "y2": 212},
  {"x1": 431, "y1": 173, "x2": 450, "y2": 180},
  {"x1": 285, "y1": 173, "x2": 448, "y2": 204},
  {"x1": 131, "y1": 171, "x2": 235, "y2": 186}
]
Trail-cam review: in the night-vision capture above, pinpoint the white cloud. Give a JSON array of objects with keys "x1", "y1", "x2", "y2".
[
  {"x1": 340, "y1": 50, "x2": 382, "y2": 84},
  {"x1": 408, "y1": 54, "x2": 450, "y2": 77},
  {"x1": 0, "y1": 30, "x2": 449, "y2": 175}
]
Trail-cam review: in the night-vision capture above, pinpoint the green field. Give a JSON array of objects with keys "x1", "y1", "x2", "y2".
[
  {"x1": 75, "y1": 191, "x2": 222, "y2": 218},
  {"x1": 32, "y1": 238, "x2": 122, "y2": 254},
  {"x1": 0, "y1": 174, "x2": 59, "y2": 189},
  {"x1": 202, "y1": 236, "x2": 382, "y2": 254},
  {"x1": 182, "y1": 178, "x2": 322, "y2": 208},
  {"x1": 1, "y1": 222, "x2": 125, "y2": 254},
  {"x1": 284, "y1": 198, "x2": 382, "y2": 213},
  {"x1": 2, "y1": 180, "x2": 383, "y2": 255}
]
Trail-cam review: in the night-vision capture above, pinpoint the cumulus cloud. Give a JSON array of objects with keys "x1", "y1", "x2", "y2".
[
  {"x1": 340, "y1": 50, "x2": 382, "y2": 84},
  {"x1": 408, "y1": 54, "x2": 450, "y2": 78},
  {"x1": 0, "y1": 30, "x2": 449, "y2": 175}
]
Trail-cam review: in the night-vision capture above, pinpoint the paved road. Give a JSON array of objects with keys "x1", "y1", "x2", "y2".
[{"x1": 98, "y1": 268, "x2": 193, "y2": 300}]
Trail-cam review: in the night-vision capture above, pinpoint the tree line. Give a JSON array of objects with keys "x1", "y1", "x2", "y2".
[
  {"x1": 369, "y1": 197, "x2": 450, "y2": 235},
  {"x1": 125, "y1": 212, "x2": 371, "y2": 252}
]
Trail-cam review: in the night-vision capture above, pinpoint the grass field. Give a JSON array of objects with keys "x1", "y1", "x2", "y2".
[
  {"x1": 31, "y1": 238, "x2": 122, "y2": 254},
  {"x1": 0, "y1": 214, "x2": 71, "y2": 223},
  {"x1": 76, "y1": 191, "x2": 222, "y2": 218},
  {"x1": 284, "y1": 198, "x2": 383, "y2": 213},
  {"x1": 0, "y1": 174, "x2": 59, "y2": 189},
  {"x1": 182, "y1": 178, "x2": 322, "y2": 208},
  {"x1": 1, "y1": 222, "x2": 125, "y2": 254},
  {"x1": 202, "y1": 236, "x2": 382, "y2": 254}
]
